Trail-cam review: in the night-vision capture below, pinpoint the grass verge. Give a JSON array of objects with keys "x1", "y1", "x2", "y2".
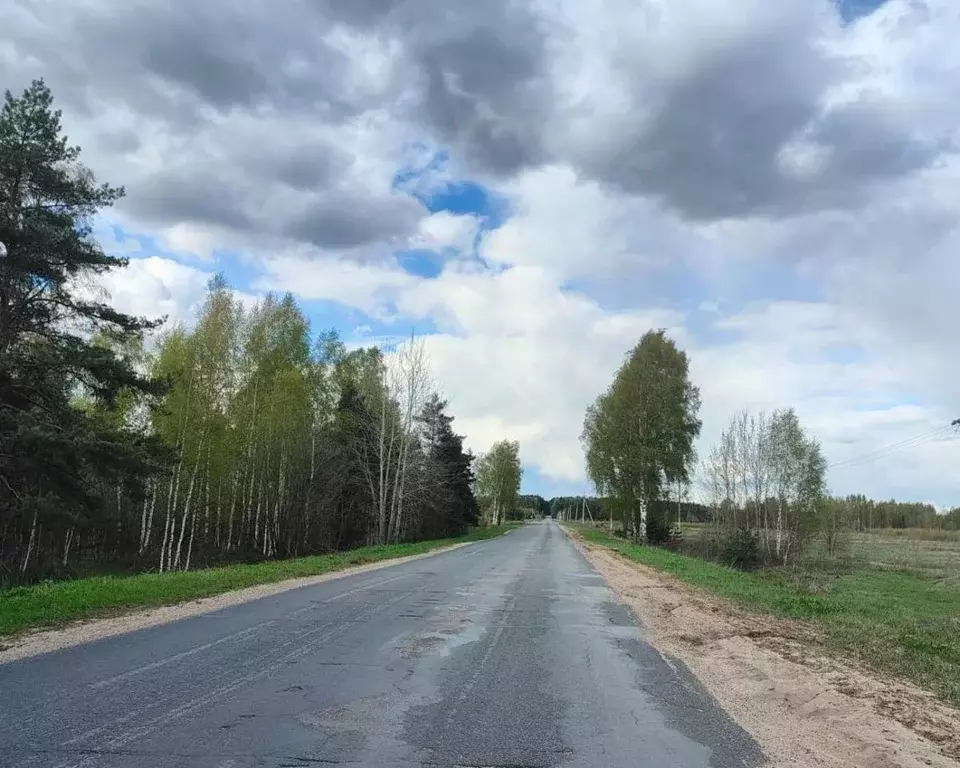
[
  {"x1": 575, "y1": 526, "x2": 960, "y2": 707},
  {"x1": 0, "y1": 525, "x2": 517, "y2": 638}
]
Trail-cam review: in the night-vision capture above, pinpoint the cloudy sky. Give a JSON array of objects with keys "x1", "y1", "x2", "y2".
[{"x1": 5, "y1": 0, "x2": 959, "y2": 505}]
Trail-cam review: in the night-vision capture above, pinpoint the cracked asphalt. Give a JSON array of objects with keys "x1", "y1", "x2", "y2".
[{"x1": 0, "y1": 521, "x2": 763, "y2": 767}]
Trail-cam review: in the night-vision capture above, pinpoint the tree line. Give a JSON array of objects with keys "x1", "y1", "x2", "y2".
[
  {"x1": 580, "y1": 329, "x2": 957, "y2": 568},
  {"x1": 0, "y1": 81, "x2": 516, "y2": 584},
  {"x1": 823, "y1": 495, "x2": 960, "y2": 531}
]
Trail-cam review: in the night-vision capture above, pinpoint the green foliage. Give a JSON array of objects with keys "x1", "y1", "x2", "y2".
[
  {"x1": 704, "y1": 408, "x2": 827, "y2": 565},
  {"x1": 0, "y1": 83, "x2": 483, "y2": 583},
  {"x1": 418, "y1": 394, "x2": 480, "y2": 537},
  {"x1": 0, "y1": 81, "x2": 169, "y2": 578},
  {"x1": 827, "y1": 494, "x2": 956, "y2": 531},
  {"x1": 517, "y1": 494, "x2": 549, "y2": 517},
  {"x1": 581, "y1": 330, "x2": 701, "y2": 540},
  {"x1": 645, "y1": 512, "x2": 673, "y2": 546},
  {"x1": 665, "y1": 524, "x2": 684, "y2": 552},
  {"x1": 475, "y1": 440, "x2": 523, "y2": 524},
  {"x1": 721, "y1": 528, "x2": 761, "y2": 570},
  {"x1": 548, "y1": 496, "x2": 603, "y2": 520}
]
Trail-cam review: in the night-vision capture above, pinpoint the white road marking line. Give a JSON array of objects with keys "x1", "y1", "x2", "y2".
[
  {"x1": 54, "y1": 591, "x2": 418, "y2": 768},
  {"x1": 325, "y1": 572, "x2": 409, "y2": 602},
  {"x1": 89, "y1": 620, "x2": 275, "y2": 690}
]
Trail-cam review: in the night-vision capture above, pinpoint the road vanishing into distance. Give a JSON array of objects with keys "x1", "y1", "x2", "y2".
[{"x1": 1, "y1": 521, "x2": 762, "y2": 767}]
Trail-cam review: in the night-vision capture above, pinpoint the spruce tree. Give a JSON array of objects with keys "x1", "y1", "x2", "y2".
[{"x1": 420, "y1": 394, "x2": 479, "y2": 535}]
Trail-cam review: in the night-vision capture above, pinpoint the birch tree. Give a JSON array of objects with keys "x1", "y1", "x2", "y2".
[
  {"x1": 475, "y1": 440, "x2": 522, "y2": 525},
  {"x1": 581, "y1": 330, "x2": 701, "y2": 542},
  {"x1": 704, "y1": 407, "x2": 826, "y2": 565}
]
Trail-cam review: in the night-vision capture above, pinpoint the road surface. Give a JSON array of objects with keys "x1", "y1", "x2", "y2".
[{"x1": 0, "y1": 521, "x2": 762, "y2": 767}]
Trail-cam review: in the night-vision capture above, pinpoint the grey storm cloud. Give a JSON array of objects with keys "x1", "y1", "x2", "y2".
[
  {"x1": 415, "y1": 23, "x2": 551, "y2": 175},
  {"x1": 566, "y1": 24, "x2": 833, "y2": 218},
  {"x1": 126, "y1": 168, "x2": 257, "y2": 233},
  {"x1": 318, "y1": 0, "x2": 554, "y2": 176},
  {"x1": 72, "y1": 2, "x2": 360, "y2": 118},
  {"x1": 0, "y1": 0, "x2": 944, "y2": 238},
  {"x1": 550, "y1": 3, "x2": 939, "y2": 220},
  {"x1": 288, "y1": 192, "x2": 425, "y2": 250},
  {"x1": 1, "y1": 0, "x2": 550, "y2": 249}
]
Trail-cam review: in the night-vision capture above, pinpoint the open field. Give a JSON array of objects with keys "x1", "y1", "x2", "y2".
[
  {"x1": 0, "y1": 525, "x2": 516, "y2": 638},
  {"x1": 844, "y1": 531, "x2": 960, "y2": 583},
  {"x1": 575, "y1": 525, "x2": 960, "y2": 707},
  {"x1": 674, "y1": 522, "x2": 960, "y2": 582}
]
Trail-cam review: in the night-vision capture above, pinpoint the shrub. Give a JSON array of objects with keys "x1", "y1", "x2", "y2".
[
  {"x1": 722, "y1": 528, "x2": 760, "y2": 570},
  {"x1": 665, "y1": 525, "x2": 684, "y2": 552},
  {"x1": 646, "y1": 513, "x2": 672, "y2": 546}
]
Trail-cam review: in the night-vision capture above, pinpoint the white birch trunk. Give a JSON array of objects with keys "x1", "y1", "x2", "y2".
[
  {"x1": 62, "y1": 525, "x2": 75, "y2": 568},
  {"x1": 139, "y1": 480, "x2": 151, "y2": 555},
  {"x1": 174, "y1": 444, "x2": 205, "y2": 570},
  {"x1": 20, "y1": 509, "x2": 38, "y2": 577},
  {"x1": 185, "y1": 502, "x2": 197, "y2": 571},
  {"x1": 227, "y1": 468, "x2": 238, "y2": 551}
]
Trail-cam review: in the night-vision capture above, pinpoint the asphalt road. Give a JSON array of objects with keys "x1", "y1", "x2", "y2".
[{"x1": 0, "y1": 521, "x2": 763, "y2": 767}]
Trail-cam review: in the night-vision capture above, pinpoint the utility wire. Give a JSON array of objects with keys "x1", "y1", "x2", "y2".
[{"x1": 827, "y1": 422, "x2": 956, "y2": 469}]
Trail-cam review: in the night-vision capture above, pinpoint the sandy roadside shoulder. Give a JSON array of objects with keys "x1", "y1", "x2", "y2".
[
  {"x1": 0, "y1": 542, "x2": 470, "y2": 665},
  {"x1": 564, "y1": 528, "x2": 960, "y2": 768}
]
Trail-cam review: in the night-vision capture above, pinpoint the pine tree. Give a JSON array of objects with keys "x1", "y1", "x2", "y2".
[{"x1": 0, "y1": 81, "x2": 167, "y2": 578}]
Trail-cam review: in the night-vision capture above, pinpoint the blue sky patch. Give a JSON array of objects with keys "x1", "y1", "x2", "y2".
[
  {"x1": 837, "y1": 0, "x2": 887, "y2": 22},
  {"x1": 422, "y1": 180, "x2": 508, "y2": 229},
  {"x1": 396, "y1": 248, "x2": 444, "y2": 279}
]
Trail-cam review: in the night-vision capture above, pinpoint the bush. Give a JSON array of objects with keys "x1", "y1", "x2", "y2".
[
  {"x1": 665, "y1": 525, "x2": 684, "y2": 552},
  {"x1": 722, "y1": 528, "x2": 760, "y2": 570},
  {"x1": 646, "y1": 513, "x2": 672, "y2": 546}
]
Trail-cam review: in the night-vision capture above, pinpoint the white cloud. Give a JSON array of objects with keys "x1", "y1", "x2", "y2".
[
  {"x1": 255, "y1": 250, "x2": 417, "y2": 318},
  {"x1": 98, "y1": 256, "x2": 212, "y2": 327},
  {"x1": 688, "y1": 299, "x2": 960, "y2": 507},
  {"x1": 94, "y1": 255, "x2": 258, "y2": 334},
  {"x1": 481, "y1": 165, "x2": 702, "y2": 277},
  {"x1": 413, "y1": 211, "x2": 479, "y2": 253}
]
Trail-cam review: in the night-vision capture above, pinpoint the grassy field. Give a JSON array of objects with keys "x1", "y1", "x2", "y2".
[
  {"x1": 576, "y1": 526, "x2": 960, "y2": 707},
  {"x1": 0, "y1": 525, "x2": 517, "y2": 638}
]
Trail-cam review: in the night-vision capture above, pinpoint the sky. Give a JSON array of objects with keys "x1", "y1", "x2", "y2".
[{"x1": 4, "y1": 0, "x2": 960, "y2": 506}]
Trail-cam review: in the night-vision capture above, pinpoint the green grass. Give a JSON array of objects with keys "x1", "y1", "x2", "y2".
[
  {"x1": 576, "y1": 526, "x2": 960, "y2": 707},
  {"x1": 0, "y1": 525, "x2": 517, "y2": 638}
]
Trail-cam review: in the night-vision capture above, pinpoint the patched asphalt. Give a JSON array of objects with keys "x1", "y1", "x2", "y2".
[{"x1": 0, "y1": 521, "x2": 764, "y2": 767}]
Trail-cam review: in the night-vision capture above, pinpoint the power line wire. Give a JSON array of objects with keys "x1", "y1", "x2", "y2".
[{"x1": 827, "y1": 422, "x2": 955, "y2": 469}]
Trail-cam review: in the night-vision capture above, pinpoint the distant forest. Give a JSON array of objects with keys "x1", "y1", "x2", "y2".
[{"x1": 519, "y1": 494, "x2": 960, "y2": 531}]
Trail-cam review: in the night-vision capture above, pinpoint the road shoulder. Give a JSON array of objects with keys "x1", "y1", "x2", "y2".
[{"x1": 563, "y1": 526, "x2": 960, "y2": 768}]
